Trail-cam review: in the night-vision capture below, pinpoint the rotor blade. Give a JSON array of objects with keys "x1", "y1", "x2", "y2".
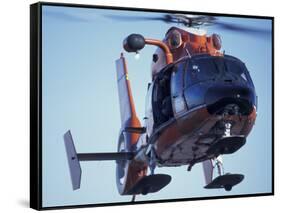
[
  {"x1": 45, "y1": 10, "x2": 92, "y2": 23},
  {"x1": 104, "y1": 14, "x2": 165, "y2": 21},
  {"x1": 105, "y1": 13, "x2": 271, "y2": 37},
  {"x1": 103, "y1": 14, "x2": 179, "y2": 24},
  {"x1": 214, "y1": 20, "x2": 271, "y2": 36}
]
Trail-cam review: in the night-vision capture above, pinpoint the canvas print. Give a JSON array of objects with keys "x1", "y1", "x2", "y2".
[{"x1": 30, "y1": 2, "x2": 273, "y2": 209}]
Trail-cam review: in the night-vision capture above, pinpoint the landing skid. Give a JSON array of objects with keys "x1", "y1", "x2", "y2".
[
  {"x1": 127, "y1": 174, "x2": 171, "y2": 195},
  {"x1": 207, "y1": 135, "x2": 246, "y2": 156},
  {"x1": 204, "y1": 173, "x2": 244, "y2": 191}
]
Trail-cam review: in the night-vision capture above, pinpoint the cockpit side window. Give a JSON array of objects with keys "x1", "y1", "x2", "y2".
[
  {"x1": 224, "y1": 59, "x2": 248, "y2": 83},
  {"x1": 171, "y1": 61, "x2": 187, "y2": 115},
  {"x1": 152, "y1": 67, "x2": 173, "y2": 128}
]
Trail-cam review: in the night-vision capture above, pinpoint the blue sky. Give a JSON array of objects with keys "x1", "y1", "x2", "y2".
[{"x1": 41, "y1": 5, "x2": 272, "y2": 207}]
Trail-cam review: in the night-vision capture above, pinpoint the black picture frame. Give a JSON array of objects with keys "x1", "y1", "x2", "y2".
[{"x1": 30, "y1": 1, "x2": 274, "y2": 210}]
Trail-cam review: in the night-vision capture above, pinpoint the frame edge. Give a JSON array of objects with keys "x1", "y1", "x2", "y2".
[{"x1": 30, "y1": 2, "x2": 42, "y2": 210}]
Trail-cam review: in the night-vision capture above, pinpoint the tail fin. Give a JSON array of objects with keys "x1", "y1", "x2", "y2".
[
  {"x1": 115, "y1": 53, "x2": 141, "y2": 129},
  {"x1": 64, "y1": 130, "x2": 82, "y2": 190},
  {"x1": 115, "y1": 53, "x2": 142, "y2": 150},
  {"x1": 115, "y1": 53, "x2": 147, "y2": 194}
]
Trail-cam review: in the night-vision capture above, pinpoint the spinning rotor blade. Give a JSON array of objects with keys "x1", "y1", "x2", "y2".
[
  {"x1": 104, "y1": 13, "x2": 270, "y2": 36},
  {"x1": 213, "y1": 20, "x2": 271, "y2": 36},
  {"x1": 103, "y1": 14, "x2": 178, "y2": 23},
  {"x1": 103, "y1": 14, "x2": 214, "y2": 26}
]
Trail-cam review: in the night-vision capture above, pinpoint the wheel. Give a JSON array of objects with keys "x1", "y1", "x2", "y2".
[
  {"x1": 224, "y1": 184, "x2": 232, "y2": 191},
  {"x1": 141, "y1": 186, "x2": 149, "y2": 195}
]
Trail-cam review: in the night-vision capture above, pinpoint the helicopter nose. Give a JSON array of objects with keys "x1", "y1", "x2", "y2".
[{"x1": 205, "y1": 84, "x2": 256, "y2": 115}]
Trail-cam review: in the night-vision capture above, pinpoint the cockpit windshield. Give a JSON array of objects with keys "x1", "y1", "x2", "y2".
[{"x1": 185, "y1": 56, "x2": 252, "y2": 87}]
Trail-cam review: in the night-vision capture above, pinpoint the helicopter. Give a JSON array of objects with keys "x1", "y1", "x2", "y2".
[{"x1": 63, "y1": 14, "x2": 263, "y2": 201}]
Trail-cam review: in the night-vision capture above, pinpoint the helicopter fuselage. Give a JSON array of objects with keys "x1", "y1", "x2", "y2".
[
  {"x1": 116, "y1": 29, "x2": 257, "y2": 195},
  {"x1": 136, "y1": 53, "x2": 257, "y2": 168}
]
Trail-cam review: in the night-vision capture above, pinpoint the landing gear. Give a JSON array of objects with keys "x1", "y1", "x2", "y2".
[
  {"x1": 203, "y1": 121, "x2": 245, "y2": 191},
  {"x1": 147, "y1": 145, "x2": 156, "y2": 175},
  {"x1": 128, "y1": 174, "x2": 171, "y2": 195},
  {"x1": 204, "y1": 173, "x2": 244, "y2": 191},
  {"x1": 128, "y1": 145, "x2": 172, "y2": 196},
  {"x1": 224, "y1": 184, "x2": 233, "y2": 191},
  {"x1": 131, "y1": 194, "x2": 136, "y2": 202},
  {"x1": 203, "y1": 156, "x2": 244, "y2": 191}
]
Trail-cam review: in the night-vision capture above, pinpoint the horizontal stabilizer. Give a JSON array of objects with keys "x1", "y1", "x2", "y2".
[
  {"x1": 64, "y1": 130, "x2": 136, "y2": 191},
  {"x1": 64, "y1": 130, "x2": 82, "y2": 190},
  {"x1": 77, "y1": 152, "x2": 134, "y2": 161},
  {"x1": 124, "y1": 127, "x2": 146, "y2": 134}
]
